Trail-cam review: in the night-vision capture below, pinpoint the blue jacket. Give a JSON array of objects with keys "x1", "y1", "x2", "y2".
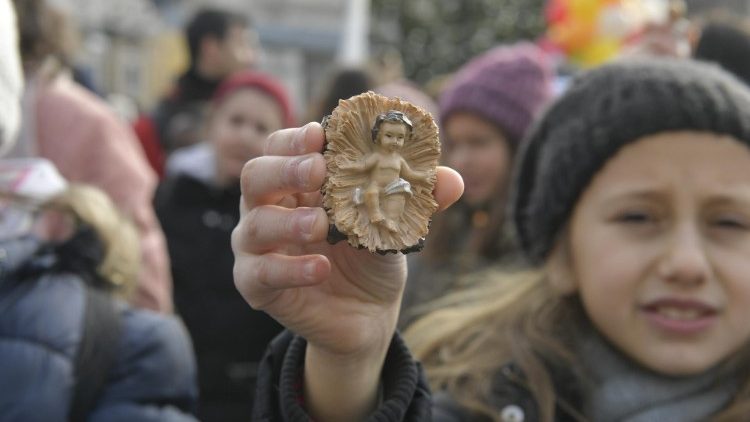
[{"x1": 0, "y1": 236, "x2": 199, "y2": 421}]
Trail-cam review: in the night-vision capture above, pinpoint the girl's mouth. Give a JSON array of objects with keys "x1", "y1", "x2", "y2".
[{"x1": 641, "y1": 298, "x2": 718, "y2": 335}]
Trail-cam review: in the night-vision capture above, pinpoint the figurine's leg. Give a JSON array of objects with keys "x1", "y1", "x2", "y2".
[
  {"x1": 365, "y1": 187, "x2": 385, "y2": 223},
  {"x1": 382, "y1": 189, "x2": 407, "y2": 233}
]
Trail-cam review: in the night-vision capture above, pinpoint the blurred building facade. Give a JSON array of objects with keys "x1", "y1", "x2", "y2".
[
  {"x1": 52, "y1": 0, "x2": 370, "y2": 119},
  {"x1": 45, "y1": 0, "x2": 750, "y2": 117}
]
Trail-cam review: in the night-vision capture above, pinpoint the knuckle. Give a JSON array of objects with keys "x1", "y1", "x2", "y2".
[
  {"x1": 236, "y1": 260, "x2": 269, "y2": 310},
  {"x1": 232, "y1": 261, "x2": 246, "y2": 291},
  {"x1": 241, "y1": 157, "x2": 259, "y2": 178},
  {"x1": 252, "y1": 260, "x2": 272, "y2": 292},
  {"x1": 233, "y1": 261, "x2": 260, "y2": 308},
  {"x1": 230, "y1": 224, "x2": 242, "y2": 252},
  {"x1": 280, "y1": 157, "x2": 300, "y2": 187},
  {"x1": 243, "y1": 207, "x2": 261, "y2": 240},
  {"x1": 241, "y1": 159, "x2": 261, "y2": 195},
  {"x1": 263, "y1": 129, "x2": 285, "y2": 155},
  {"x1": 262, "y1": 133, "x2": 276, "y2": 155}
]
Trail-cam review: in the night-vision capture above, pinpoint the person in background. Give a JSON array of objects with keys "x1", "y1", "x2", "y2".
[
  {"x1": 235, "y1": 58, "x2": 750, "y2": 422},
  {"x1": 374, "y1": 80, "x2": 438, "y2": 120},
  {"x1": 692, "y1": 12, "x2": 750, "y2": 86},
  {"x1": 402, "y1": 42, "x2": 554, "y2": 326},
  {"x1": 306, "y1": 67, "x2": 374, "y2": 123},
  {"x1": 155, "y1": 70, "x2": 294, "y2": 421},
  {"x1": 370, "y1": 46, "x2": 439, "y2": 118},
  {"x1": 148, "y1": 7, "x2": 258, "y2": 163},
  {"x1": 0, "y1": 159, "x2": 198, "y2": 422},
  {"x1": 11, "y1": 0, "x2": 173, "y2": 313}
]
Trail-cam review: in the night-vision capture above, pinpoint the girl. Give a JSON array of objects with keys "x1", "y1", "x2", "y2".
[
  {"x1": 233, "y1": 58, "x2": 750, "y2": 421},
  {"x1": 155, "y1": 70, "x2": 294, "y2": 421},
  {"x1": 403, "y1": 42, "x2": 553, "y2": 326}
]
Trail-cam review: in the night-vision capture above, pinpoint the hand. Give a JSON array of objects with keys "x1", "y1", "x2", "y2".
[{"x1": 232, "y1": 122, "x2": 463, "y2": 359}]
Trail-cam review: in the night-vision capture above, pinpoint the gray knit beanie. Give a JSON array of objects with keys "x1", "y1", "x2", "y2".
[{"x1": 511, "y1": 58, "x2": 750, "y2": 265}]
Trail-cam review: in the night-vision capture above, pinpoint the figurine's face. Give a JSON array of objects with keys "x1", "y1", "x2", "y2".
[
  {"x1": 566, "y1": 132, "x2": 750, "y2": 376},
  {"x1": 377, "y1": 121, "x2": 407, "y2": 152},
  {"x1": 210, "y1": 88, "x2": 284, "y2": 185},
  {"x1": 444, "y1": 113, "x2": 512, "y2": 206}
]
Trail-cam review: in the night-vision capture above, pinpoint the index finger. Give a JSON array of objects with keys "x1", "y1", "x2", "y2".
[{"x1": 264, "y1": 122, "x2": 325, "y2": 156}]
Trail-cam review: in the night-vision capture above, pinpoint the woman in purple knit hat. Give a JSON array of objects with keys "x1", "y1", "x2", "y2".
[{"x1": 402, "y1": 42, "x2": 555, "y2": 326}]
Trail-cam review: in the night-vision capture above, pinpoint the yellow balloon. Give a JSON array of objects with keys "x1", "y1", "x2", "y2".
[
  {"x1": 570, "y1": 0, "x2": 602, "y2": 23},
  {"x1": 575, "y1": 38, "x2": 621, "y2": 67},
  {"x1": 552, "y1": 20, "x2": 596, "y2": 52}
]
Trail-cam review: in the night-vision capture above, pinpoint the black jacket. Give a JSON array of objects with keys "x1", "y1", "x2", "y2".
[
  {"x1": 252, "y1": 330, "x2": 582, "y2": 421},
  {"x1": 155, "y1": 175, "x2": 283, "y2": 421},
  {"x1": 152, "y1": 69, "x2": 220, "y2": 154}
]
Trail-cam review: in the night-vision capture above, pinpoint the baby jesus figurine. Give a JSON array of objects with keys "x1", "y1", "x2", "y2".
[
  {"x1": 322, "y1": 91, "x2": 440, "y2": 253},
  {"x1": 343, "y1": 111, "x2": 431, "y2": 233}
]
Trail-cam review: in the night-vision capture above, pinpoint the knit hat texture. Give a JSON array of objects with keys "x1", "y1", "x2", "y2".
[
  {"x1": 212, "y1": 71, "x2": 295, "y2": 127},
  {"x1": 511, "y1": 58, "x2": 750, "y2": 265},
  {"x1": 439, "y1": 42, "x2": 553, "y2": 144}
]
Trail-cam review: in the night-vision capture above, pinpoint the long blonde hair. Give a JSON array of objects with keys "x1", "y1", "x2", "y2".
[
  {"x1": 404, "y1": 269, "x2": 581, "y2": 421},
  {"x1": 404, "y1": 266, "x2": 750, "y2": 421},
  {"x1": 44, "y1": 184, "x2": 140, "y2": 299}
]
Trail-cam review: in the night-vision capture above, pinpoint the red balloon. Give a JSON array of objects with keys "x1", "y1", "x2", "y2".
[{"x1": 545, "y1": 0, "x2": 568, "y2": 25}]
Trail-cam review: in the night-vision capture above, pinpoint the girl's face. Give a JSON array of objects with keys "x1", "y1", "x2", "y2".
[
  {"x1": 443, "y1": 112, "x2": 512, "y2": 207},
  {"x1": 566, "y1": 131, "x2": 750, "y2": 376},
  {"x1": 210, "y1": 88, "x2": 284, "y2": 185}
]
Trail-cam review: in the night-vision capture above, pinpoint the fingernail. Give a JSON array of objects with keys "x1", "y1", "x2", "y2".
[
  {"x1": 304, "y1": 260, "x2": 318, "y2": 282},
  {"x1": 292, "y1": 124, "x2": 309, "y2": 154},
  {"x1": 297, "y1": 156, "x2": 314, "y2": 188},
  {"x1": 299, "y1": 211, "x2": 317, "y2": 239}
]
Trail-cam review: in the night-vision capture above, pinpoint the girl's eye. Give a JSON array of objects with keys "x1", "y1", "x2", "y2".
[
  {"x1": 468, "y1": 137, "x2": 492, "y2": 148},
  {"x1": 230, "y1": 115, "x2": 244, "y2": 126},
  {"x1": 616, "y1": 211, "x2": 654, "y2": 224},
  {"x1": 713, "y1": 216, "x2": 748, "y2": 230}
]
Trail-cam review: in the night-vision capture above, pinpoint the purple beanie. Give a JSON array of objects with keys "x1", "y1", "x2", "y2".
[{"x1": 439, "y1": 42, "x2": 553, "y2": 145}]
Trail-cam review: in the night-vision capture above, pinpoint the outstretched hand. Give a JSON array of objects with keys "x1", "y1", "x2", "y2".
[{"x1": 232, "y1": 122, "x2": 463, "y2": 358}]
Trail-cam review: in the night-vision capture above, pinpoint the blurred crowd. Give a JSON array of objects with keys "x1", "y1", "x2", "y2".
[{"x1": 3, "y1": 0, "x2": 750, "y2": 421}]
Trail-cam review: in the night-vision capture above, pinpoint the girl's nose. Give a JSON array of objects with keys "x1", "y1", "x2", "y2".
[
  {"x1": 242, "y1": 125, "x2": 262, "y2": 143},
  {"x1": 448, "y1": 147, "x2": 470, "y2": 172},
  {"x1": 657, "y1": 225, "x2": 711, "y2": 287}
]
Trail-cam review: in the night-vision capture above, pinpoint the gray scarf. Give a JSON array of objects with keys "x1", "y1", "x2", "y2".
[{"x1": 578, "y1": 329, "x2": 739, "y2": 422}]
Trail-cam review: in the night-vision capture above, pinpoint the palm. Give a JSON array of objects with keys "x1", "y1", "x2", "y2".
[{"x1": 263, "y1": 191, "x2": 406, "y2": 355}]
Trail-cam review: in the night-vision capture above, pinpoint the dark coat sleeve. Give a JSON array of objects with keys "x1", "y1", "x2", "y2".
[
  {"x1": 252, "y1": 331, "x2": 545, "y2": 422},
  {"x1": 252, "y1": 330, "x2": 433, "y2": 421}
]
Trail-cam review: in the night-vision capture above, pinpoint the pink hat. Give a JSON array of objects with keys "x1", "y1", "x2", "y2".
[{"x1": 212, "y1": 71, "x2": 296, "y2": 128}]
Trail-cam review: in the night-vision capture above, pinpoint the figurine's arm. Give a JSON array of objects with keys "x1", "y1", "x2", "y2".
[{"x1": 399, "y1": 158, "x2": 431, "y2": 183}]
